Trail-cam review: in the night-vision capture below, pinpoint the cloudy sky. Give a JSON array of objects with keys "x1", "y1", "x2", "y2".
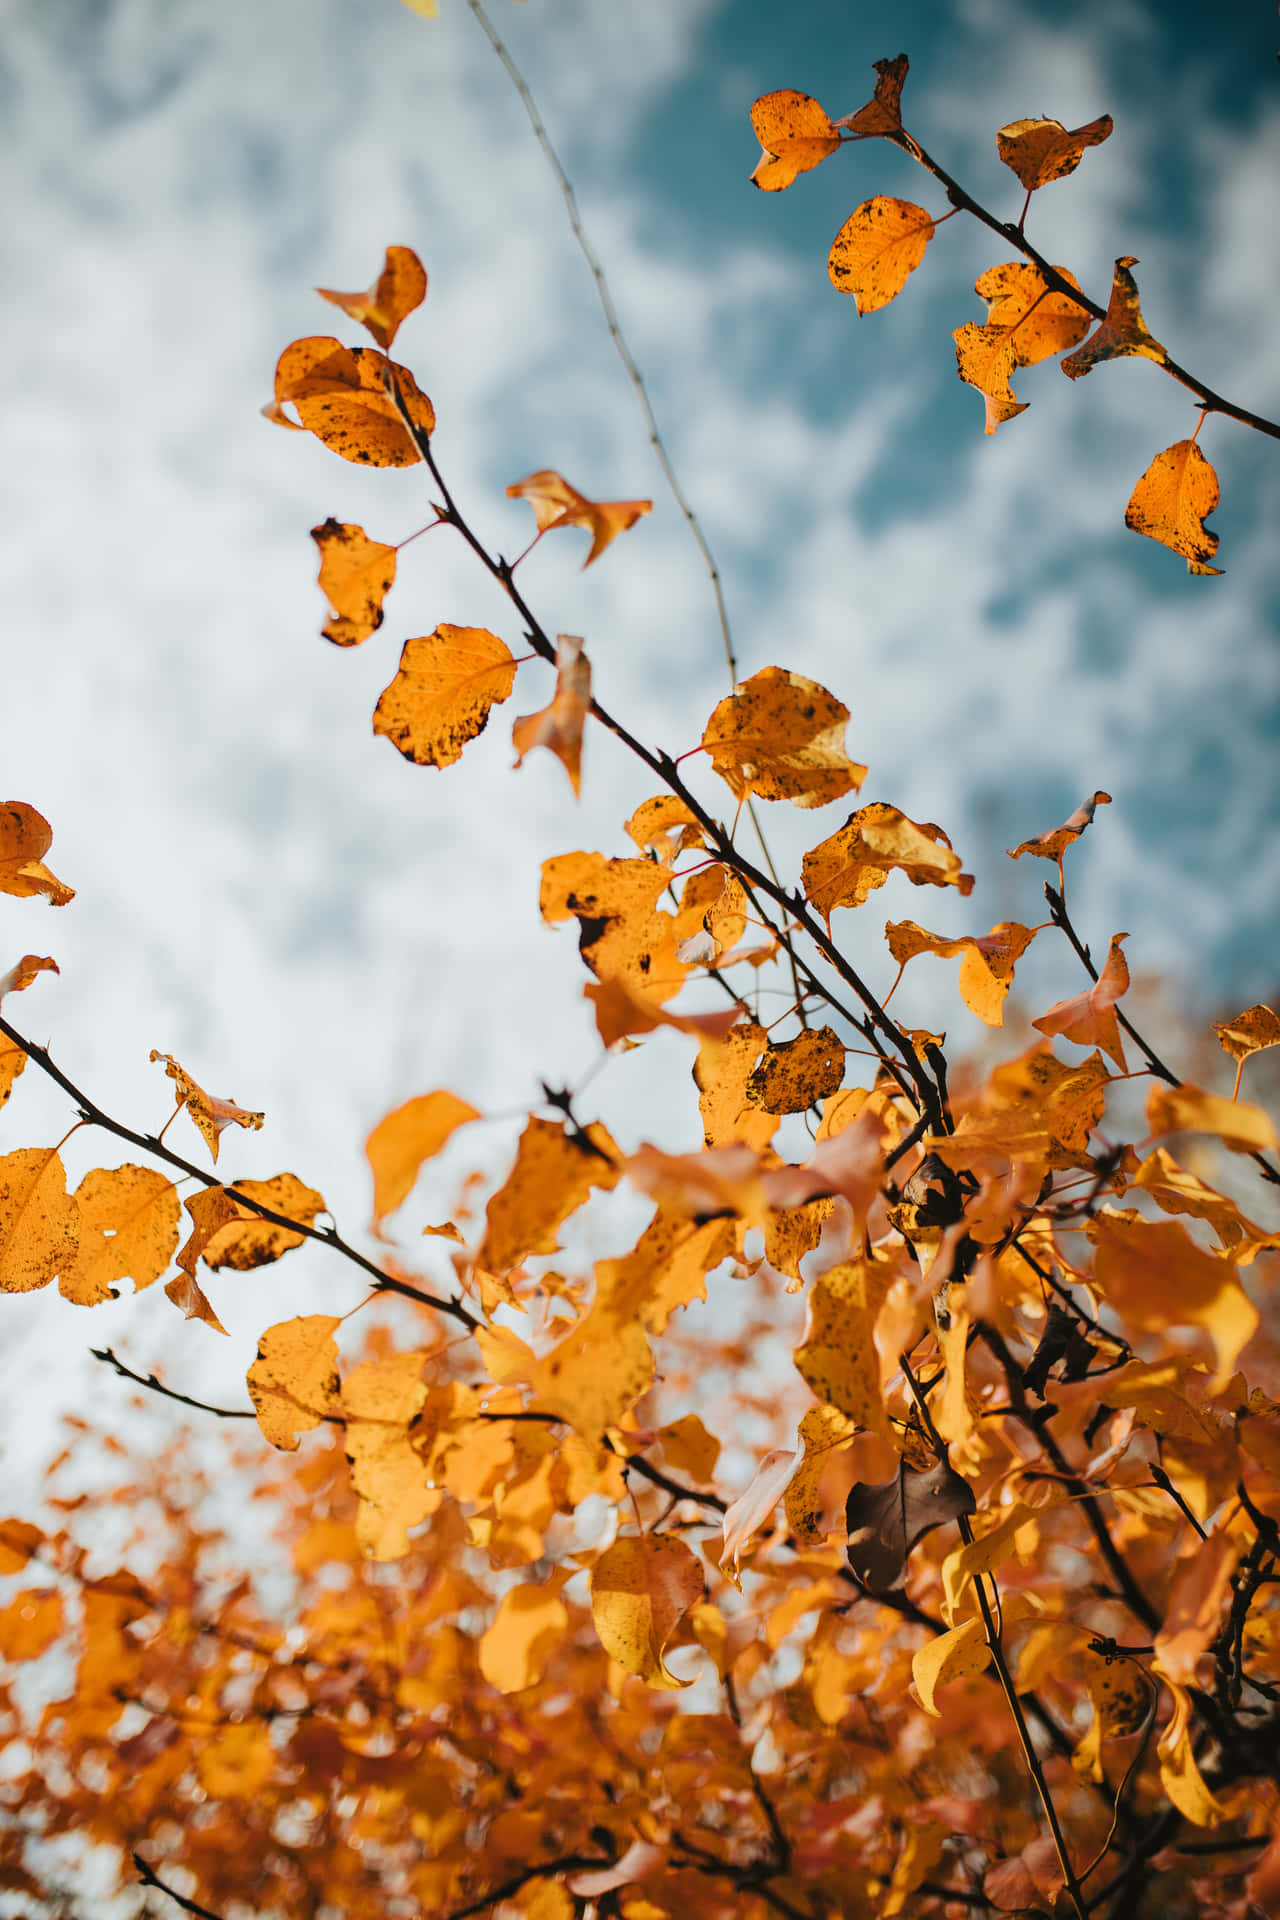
[{"x1": 1, "y1": 0, "x2": 1277, "y2": 1474}]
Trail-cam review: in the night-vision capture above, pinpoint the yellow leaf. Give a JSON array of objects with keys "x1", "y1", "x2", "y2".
[
  {"x1": 199, "y1": 1172, "x2": 325, "y2": 1271},
  {"x1": 478, "y1": 1116, "x2": 620, "y2": 1275},
  {"x1": 1153, "y1": 1526, "x2": 1240, "y2": 1688},
  {"x1": 0, "y1": 1148, "x2": 79, "y2": 1294},
  {"x1": 1125, "y1": 440, "x2": 1223, "y2": 574},
  {"x1": 583, "y1": 978, "x2": 742, "y2": 1050},
  {"x1": 700, "y1": 666, "x2": 866, "y2": 809},
  {"x1": 828, "y1": 196, "x2": 936, "y2": 315},
  {"x1": 996, "y1": 113, "x2": 1113, "y2": 191},
  {"x1": 269, "y1": 335, "x2": 435, "y2": 465},
  {"x1": 1033, "y1": 931, "x2": 1130, "y2": 1071},
  {"x1": 526, "y1": 1295, "x2": 653, "y2": 1443},
  {"x1": 373, "y1": 624, "x2": 517, "y2": 768},
  {"x1": 886, "y1": 919, "x2": 1038, "y2": 1027},
  {"x1": 793, "y1": 1258, "x2": 891, "y2": 1436},
  {"x1": 478, "y1": 1584, "x2": 568, "y2": 1693},
  {"x1": 913, "y1": 1615, "x2": 991, "y2": 1717},
  {"x1": 197, "y1": 1722, "x2": 277, "y2": 1801},
  {"x1": 749, "y1": 89, "x2": 840, "y2": 191},
  {"x1": 694, "y1": 1022, "x2": 778, "y2": 1149},
  {"x1": 784, "y1": 1404, "x2": 856, "y2": 1543},
  {"x1": 802, "y1": 802, "x2": 972, "y2": 920},
  {"x1": 1147, "y1": 1081, "x2": 1278, "y2": 1156},
  {"x1": 148, "y1": 1051, "x2": 264, "y2": 1163},
  {"x1": 399, "y1": 0, "x2": 438, "y2": 15},
  {"x1": 316, "y1": 244, "x2": 427, "y2": 350},
  {"x1": 0, "y1": 802, "x2": 75, "y2": 906},
  {"x1": 1061, "y1": 256, "x2": 1169, "y2": 381},
  {"x1": 506, "y1": 470, "x2": 651, "y2": 569},
  {"x1": 63, "y1": 1165, "x2": 180, "y2": 1306},
  {"x1": 512, "y1": 633, "x2": 591, "y2": 796},
  {"x1": 589, "y1": 1536, "x2": 705, "y2": 1688},
  {"x1": 941, "y1": 1503, "x2": 1038, "y2": 1624},
  {"x1": 365, "y1": 1089, "x2": 480, "y2": 1234},
  {"x1": 0, "y1": 954, "x2": 58, "y2": 1002},
  {"x1": 1088, "y1": 1212, "x2": 1258, "y2": 1391},
  {"x1": 596, "y1": 1210, "x2": 737, "y2": 1335},
  {"x1": 342, "y1": 1352, "x2": 436, "y2": 1560},
  {"x1": 540, "y1": 851, "x2": 685, "y2": 1004},
  {"x1": 1213, "y1": 1002, "x2": 1280, "y2": 1066},
  {"x1": 247, "y1": 1314, "x2": 341, "y2": 1452},
  {"x1": 655, "y1": 1413, "x2": 720, "y2": 1484},
  {"x1": 311, "y1": 519, "x2": 398, "y2": 647},
  {"x1": 1157, "y1": 1686, "x2": 1242, "y2": 1828}
]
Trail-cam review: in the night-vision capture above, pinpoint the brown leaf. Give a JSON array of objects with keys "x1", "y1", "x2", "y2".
[
  {"x1": 512, "y1": 633, "x2": 591, "y2": 795},
  {"x1": 1061, "y1": 257, "x2": 1169, "y2": 381},
  {"x1": 747, "y1": 1026, "x2": 846, "y2": 1114},
  {"x1": 845, "y1": 1458, "x2": 976, "y2": 1590},
  {"x1": 311, "y1": 519, "x2": 398, "y2": 646},
  {"x1": 315, "y1": 244, "x2": 427, "y2": 350},
  {"x1": 0, "y1": 802, "x2": 75, "y2": 906},
  {"x1": 996, "y1": 113, "x2": 1113, "y2": 191},
  {"x1": 269, "y1": 335, "x2": 436, "y2": 464},
  {"x1": 749, "y1": 90, "x2": 840, "y2": 191},
  {"x1": 700, "y1": 666, "x2": 866, "y2": 809},
  {"x1": 828, "y1": 196, "x2": 936, "y2": 315},
  {"x1": 835, "y1": 54, "x2": 911, "y2": 140},
  {"x1": 372, "y1": 624, "x2": 517, "y2": 768},
  {"x1": 149, "y1": 1051, "x2": 264, "y2": 1163},
  {"x1": 1125, "y1": 439, "x2": 1224, "y2": 574},
  {"x1": 506, "y1": 470, "x2": 651, "y2": 568}
]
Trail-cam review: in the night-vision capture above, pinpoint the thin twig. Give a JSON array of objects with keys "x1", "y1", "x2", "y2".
[
  {"x1": 91, "y1": 1348, "x2": 257, "y2": 1421},
  {"x1": 132, "y1": 1854, "x2": 227, "y2": 1920}
]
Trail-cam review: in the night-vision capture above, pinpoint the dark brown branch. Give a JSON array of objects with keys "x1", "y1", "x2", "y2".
[
  {"x1": 438, "y1": 1854, "x2": 614, "y2": 1920},
  {"x1": 132, "y1": 1853, "x2": 227, "y2": 1920},
  {"x1": 91, "y1": 1347, "x2": 257, "y2": 1420}
]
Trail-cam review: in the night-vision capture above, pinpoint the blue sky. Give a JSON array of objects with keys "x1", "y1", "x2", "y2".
[{"x1": 0, "y1": 0, "x2": 1276, "y2": 1465}]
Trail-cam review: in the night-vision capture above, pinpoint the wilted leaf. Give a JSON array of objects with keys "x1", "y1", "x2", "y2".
[
  {"x1": 269, "y1": 335, "x2": 435, "y2": 464},
  {"x1": 373, "y1": 624, "x2": 517, "y2": 768},
  {"x1": 719, "y1": 1443, "x2": 799, "y2": 1583},
  {"x1": 0, "y1": 1148, "x2": 79, "y2": 1294},
  {"x1": 163, "y1": 1269, "x2": 229, "y2": 1336},
  {"x1": 63, "y1": 1165, "x2": 180, "y2": 1306},
  {"x1": 590, "y1": 1535, "x2": 705, "y2": 1687},
  {"x1": 247, "y1": 1314, "x2": 342, "y2": 1452},
  {"x1": 996, "y1": 113, "x2": 1113, "y2": 191},
  {"x1": 0, "y1": 803, "x2": 75, "y2": 906},
  {"x1": 803, "y1": 803, "x2": 972, "y2": 920},
  {"x1": 506, "y1": 470, "x2": 651, "y2": 568},
  {"x1": 700, "y1": 666, "x2": 866, "y2": 809},
  {"x1": 1033, "y1": 931, "x2": 1130, "y2": 1071},
  {"x1": 747, "y1": 1026, "x2": 846, "y2": 1114},
  {"x1": 365, "y1": 1090, "x2": 480, "y2": 1234},
  {"x1": 478, "y1": 1116, "x2": 620, "y2": 1275},
  {"x1": 478, "y1": 1584, "x2": 568, "y2": 1694},
  {"x1": 845, "y1": 1458, "x2": 975, "y2": 1590},
  {"x1": 0, "y1": 955, "x2": 58, "y2": 1002},
  {"x1": 149, "y1": 1051, "x2": 264, "y2": 1163},
  {"x1": 1061, "y1": 257, "x2": 1169, "y2": 381},
  {"x1": 1125, "y1": 440, "x2": 1223, "y2": 574},
  {"x1": 828, "y1": 197, "x2": 936, "y2": 315},
  {"x1": 749, "y1": 90, "x2": 840, "y2": 191},
  {"x1": 1213, "y1": 1003, "x2": 1280, "y2": 1066},
  {"x1": 311, "y1": 519, "x2": 398, "y2": 646},
  {"x1": 1008, "y1": 789, "x2": 1110, "y2": 864},
  {"x1": 512, "y1": 633, "x2": 591, "y2": 795},
  {"x1": 201, "y1": 1173, "x2": 325, "y2": 1271},
  {"x1": 316, "y1": 244, "x2": 427, "y2": 350},
  {"x1": 836, "y1": 53, "x2": 911, "y2": 140}
]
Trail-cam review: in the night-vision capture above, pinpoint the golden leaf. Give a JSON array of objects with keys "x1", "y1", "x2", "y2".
[
  {"x1": 478, "y1": 1585, "x2": 569, "y2": 1694},
  {"x1": 1146, "y1": 1081, "x2": 1278, "y2": 1156},
  {"x1": 247, "y1": 1314, "x2": 342, "y2": 1452},
  {"x1": 785, "y1": 1404, "x2": 856, "y2": 1543},
  {"x1": 0, "y1": 1148, "x2": 79, "y2": 1294},
  {"x1": 1008, "y1": 789, "x2": 1110, "y2": 863},
  {"x1": 828, "y1": 197, "x2": 936, "y2": 315},
  {"x1": 200, "y1": 1172, "x2": 325, "y2": 1271},
  {"x1": 836, "y1": 54, "x2": 911, "y2": 141},
  {"x1": 803, "y1": 802, "x2": 972, "y2": 920},
  {"x1": 0, "y1": 954, "x2": 58, "y2": 1002},
  {"x1": 1032, "y1": 931, "x2": 1130, "y2": 1072},
  {"x1": 749, "y1": 89, "x2": 840, "y2": 191},
  {"x1": 0, "y1": 802, "x2": 75, "y2": 906},
  {"x1": 1088, "y1": 1212, "x2": 1258, "y2": 1391},
  {"x1": 506, "y1": 470, "x2": 651, "y2": 569},
  {"x1": 539, "y1": 851, "x2": 685, "y2": 1004},
  {"x1": 269, "y1": 335, "x2": 435, "y2": 465},
  {"x1": 343, "y1": 1352, "x2": 435, "y2": 1560},
  {"x1": 793, "y1": 1257, "x2": 891, "y2": 1436},
  {"x1": 589, "y1": 1535, "x2": 705, "y2": 1688},
  {"x1": 700, "y1": 666, "x2": 866, "y2": 809},
  {"x1": 372, "y1": 624, "x2": 517, "y2": 768},
  {"x1": 747, "y1": 1025, "x2": 846, "y2": 1114},
  {"x1": 148, "y1": 1051, "x2": 264, "y2": 1163},
  {"x1": 316, "y1": 244, "x2": 427, "y2": 350},
  {"x1": 996, "y1": 113, "x2": 1113, "y2": 191},
  {"x1": 886, "y1": 918, "x2": 1038, "y2": 1027},
  {"x1": 1061, "y1": 257, "x2": 1170, "y2": 381},
  {"x1": 365, "y1": 1090, "x2": 480, "y2": 1235},
  {"x1": 913, "y1": 1615, "x2": 991, "y2": 1717},
  {"x1": 1213, "y1": 1002, "x2": 1280, "y2": 1066},
  {"x1": 311, "y1": 518, "x2": 398, "y2": 647},
  {"x1": 1125, "y1": 439, "x2": 1223, "y2": 574},
  {"x1": 478, "y1": 1116, "x2": 620, "y2": 1276},
  {"x1": 63, "y1": 1164, "x2": 180, "y2": 1306},
  {"x1": 694, "y1": 1021, "x2": 778, "y2": 1149}
]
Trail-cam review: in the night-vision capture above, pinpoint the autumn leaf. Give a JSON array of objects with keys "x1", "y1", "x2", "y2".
[
  {"x1": 802, "y1": 802, "x2": 972, "y2": 920},
  {"x1": 583, "y1": 978, "x2": 742, "y2": 1050},
  {"x1": 1087, "y1": 1212, "x2": 1258, "y2": 1390},
  {"x1": 590, "y1": 1535, "x2": 705, "y2": 1687},
  {"x1": 539, "y1": 851, "x2": 686, "y2": 1004},
  {"x1": 996, "y1": 113, "x2": 1113, "y2": 191},
  {"x1": 0, "y1": 1148, "x2": 79, "y2": 1294},
  {"x1": 478, "y1": 1584, "x2": 569, "y2": 1694},
  {"x1": 700, "y1": 666, "x2": 866, "y2": 809},
  {"x1": 694, "y1": 1021, "x2": 779, "y2": 1150},
  {"x1": 316, "y1": 245, "x2": 427, "y2": 350},
  {"x1": 247, "y1": 1314, "x2": 342, "y2": 1452},
  {"x1": 886, "y1": 919, "x2": 1039, "y2": 1027},
  {"x1": 477, "y1": 1116, "x2": 620, "y2": 1276},
  {"x1": 149, "y1": 1051, "x2": 264, "y2": 1162},
  {"x1": 524, "y1": 1296, "x2": 654, "y2": 1443},
  {"x1": 655, "y1": 1413, "x2": 720, "y2": 1485},
  {"x1": 1008, "y1": 789, "x2": 1110, "y2": 870},
  {"x1": 1125, "y1": 439, "x2": 1224, "y2": 574},
  {"x1": 163, "y1": 1269, "x2": 228, "y2": 1336},
  {"x1": 1146, "y1": 1081, "x2": 1278, "y2": 1156},
  {"x1": 63, "y1": 1164, "x2": 180, "y2": 1306},
  {"x1": 0, "y1": 955, "x2": 58, "y2": 1004},
  {"x1": 953, "y1": 262, "x2": 1090, "y2": 432},
  {"x1": 268, "y1": 335, "x2": 435, "y2": 465},
  {"x1": 0, "y1": 803, "x2": 75, "y2": 906},
  {"x1": 342, "y1": 1352, "x2": 435, "y2": 1560},
  {"x1": 913, "y1": 1614, "x2": 991, "y2": 1717},
  {"x1": 746, "y1": 1025, "x2": 846, "y2": 1114},
  {"x1": 0, "y1": 1031, "x2": 26, "y2": 1111},
  {"x1": 836, "y1": 53, "x2": 912, "y2": 142},
  {"x1": 1213, "y1": 1003, "x2": 1280, "y2": 1067},
  {"x1": 174, "y1": 1187, "x2": 245, "y2": 1279},
  {"x1": 1153, "y1": 1526, "x2": 1240, "y2": 1689},
  {"x1": 595, "y1": 1209, "x2": 737, "y2": 1337},
  {"x1": 785, "y1": 1405, "x2": 857, "y2": 1543},
  {"x1": 794, "y1": 1257, "x2": 891, "y2": 1436},
  {"x1": 719, "y1": 1442, "x2": 801, "y2": 1583},
  {"x1": 310, "y1": 519, "x2": 398, "y2": 647},
  {"x1": 365, "y1": 1090, "x2": 480, "y2": 1235},
  {"x1": 828, "y1": 197, "x2": 937, "y2": 315},
  {"x1": 506, "y1": 470, "x2": 651, "y2": 568},
  {"x1": 845, "y1": 1459, "x2": 976, "y2": 1591},
  {"x1": 749, "y1": 90, "x2": 840, "y2": 191},
  {"x1": 1061, "y1": 257, "x2": 1170, "y2": 381},
  {"x1": 512, "y1": 633, "x2": 591, "y2": 795},
  {"x1": 372, "y1": 624, "x2": 517, "y2": 767},
  {"x1": 624, "y1": 794, "x2": 705, "y2": 859},
  {"x1": 200, "y1": 1173, "x2": 326, "y2": 1271},
  {"x1": 1032, "y1": 931, "x2": 1130, "y2": 1071},
  {"x1": 0, "y1": 1588, "x2": 64, "y2": 1662}
]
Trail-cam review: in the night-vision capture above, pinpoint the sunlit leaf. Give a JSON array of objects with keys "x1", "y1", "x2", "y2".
[
  {"x1": 0, "y1": 803, "x2": 75, "y2": 906},
  {"x1": 478, "y1": 1117, "x2": 620, "y2": 1276},
  {"x1": 63, "y1": 1164, "x2": 180, "y2": 1306},
  {"x1": 913, "y1": 1614, "x2": 990, "y2": 1717},
  {"x1": 0, "y1": 955, "x2": 58, "y2": 1002},
  {"x1": 590, "y1": 1535, "x2": 704, "y2": 1688},
  {"x1": 719, "y1": 1442, "x2": 800, "y2": 1584},
  {"x1": 365, "y1": 1090, "x2": 481, "y2": 1235},
  {"x1": 311, "y1": 519, "x2": 398, "y2": 647},
  {"x1": 803, "y1": 802, "x2": 972, "y2": 920},
  {"x1": 1213, "y1": 1003, "x2": 1280, "y2": 1066},
  {"x1": 316, "y1": 245, "x2": 427, "y2": 350},
  {"x1": 828, "y1": 196, "x2": 936, "y2": 315},
  {"x1": 269, "y1": 335, "x2": 436, "y2": 464},
  {"x1": 506, "y1": 470, "x2": 651, "y2": 568},
  {"x1": 749, "y1": 89, "x2": 840, "y2": 191},
  {"x1": 1088, "y1": 1211, "x2": 1258, "y2": 1390},
  {"x1": 342, "y1": 1352, "x2": 435, "y2": 1560},
  {"x1": 1032, "y1": 931, "x2": 1130, "y2": 1072},
  {"x1": 247, "y1": 1314, "x2": 342, "y2": 1452},
  {"x1": 886, "y1": 918, "x2": 1038, "y2": 1026},
  {"x1": 747, "y1": 1025, "x2": 846, "y2": 1114},
  {"x1": 996, "y1": 113, "x2": 1113, "y2": 191},
  {"x1": 149, "y1": 1051, "x2": 264, "y2": 1163},
  {"x1": 0, "y1": 1148, "x2": 78, "y2": 1294},
  {"x1": 1125, "y1": 439, "x2": 1223, "y2": 574},
  {"x1": 794, "y1": 1257, "x2": 891, "y2": 1436},
  {"x1": 700, "y1": 666, "x2": 866, "y2": 809},
  {"x1": 478, "y1": 1584, "x2": 569, "y2": 1694},
  {"x1": 1008, "y1": 789, "x2": 1110, "y2": 863},
  {"x1": 201, "y1": 1173, "x2": 325, "y2": 1271},
  {"x1": 373, "y1": 624, "x2": 517, "y2": 768},
  {"x1": 1061, "y1": 257, "x2": 1170, "y2": 381},
  {"x1": 836, "y1": 53, "x2": 911, "y2": 141},
  {"x1": 1146, "y1": 1081, "x2": 1278, "y2": 1155}
]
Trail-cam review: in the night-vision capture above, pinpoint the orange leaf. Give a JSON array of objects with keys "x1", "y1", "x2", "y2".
[
  {"x1": 1032, "y1": 931, "x2": 1130, "y2": 1071},
  {"x1": 365, "y1": 1090, "x2": 481, "y2": 1235},
  {"x1": 828, "y1": 197, "x2": 936, "y2": 315},
  {"x1": 749, "y1": 90, "x2": 840, "y2": 191},
  {"x1": 342, "y1": 1351, "x2": 435, "y2": 1560},
  {"x1": 583, "y1": 979, "x2": 742, "y2": 1050},
  {"x1": 0, "y1": 955, "x2": 58, "y2": 1002},
  {"x1": 0, "y1": 1588, "x2": 64, "y2": 1662},
  {"x1": 311, "y1": 519, "x2": 398, "y2": 646},
  {"x1": 836, "y1": 54, "x2": 912, "y2": 142},
  {"x1": 148, "y1": 1051, "x2": 264, "y2": 1163},
  {"x1": 63, "y1": 1164, "x2": 180, "y2": 1306},
  {"x1": 478, "y1": 1584, "x2": 569, "y2": 1694},
  {"x1": 694, "y1": 1022, "x2": 779, "y2": 1150},
  {"x1": 175, "y1": 1187, "x2": 244, "y2": 1278},
  {"x1": 1088, "y1": 1212, "x2": 1258, "y2": 1391},
  {"x1": 0, "y1": 1030, "x2": 26, "y2": 1110},
  {"x1": 0, "y1": 1520, "x2": 42, "y2": 1575},
  {"x1": 1008, "y1": 789, "x2": 1110, "y2": 863},
  {"x1": 626, "y1": 1141, "x2": 765, "y2": 1224},
  {"x1": 1125, "y1": 439, "x2": 1224, "y2": 574},
  {"x1": 802, "y1": 802, "x2": 972, "y2": 919},
  {"x1": 953, "y1": 262, "x2": 1090, "y2": 433},
  {"x1": 512, "y1": 633, "x2": 591, "y2": 795},
  {"x1": 525, "y1": 1296, "x2": 654, "y2": 1443},
  {"x1": 163, "y1": 1269, "x2": 229, "y2": 1336},
  {"x1": 506, "y1": 470, "x2": 651, "y2": 569},
  {"x1": 539, "y1": 851, "x2": 686, "y2": 1004},
  {"x1": 1146, "y1": 1081, "x2": 1278, "y2": 1156},
  {"x1": 1061, "y1": 257, "x2": 1169, "y2": 381},
  {"x1": 589, "y1": 1535, "x2": 705, "y2": 1687},
  {"x1": 1153, "y1": 1526, "x2": 1240, "y2": 1688},
  {"x1": 951, "y1": 323, "x2": 1027, "y2": 434},
  {"x1": 886, "y1": 919, "x2": 1039, "y2": 1027},
  {"x1": 624, "y1": 794, "x2": 705, "y2": 859},
  {"x1": 268, "y1": 335, "x2": 435, "y2": 465},
  {"x1": 1213, "y1": 1003, "x2": 1280, "y2": 1067},
  {"x1": 477, "y1": 1116, "x2": 620, "y2": 1276},
  {"x1": 747, "y1": 1025, "x2": 846, "y2": 1114},
  {"x1": 247, "y1": 1314, "x2": 342, "y2": 1452},
  {"x1": 700, "y1": 666, "x2": 866, "y2": 809},
  {"x1": 0, "y1": 1148, "x2": 79, "y2": 1294},
  {"x1": 719, "y1": 1442, "x2": 800, "y2": 1583},
  {"x1": 372, "y1": 624, "x2": 517, "y2": 768},
  {"x1": 996, "y1": 113, "x2": 1113, "y2": 191},
  {"x1": 315, "y1": 244, "x2": 427, "y2": 350},
  {"x1": 0, "y1": 802, "x2": 75, "y2": 906},
  {"x1": 793, "y1": 1257, "x2": 891, "y2": 1436},
  {"x1": 200, "y1": 1173, "x2": 326, "y2": 1271}
]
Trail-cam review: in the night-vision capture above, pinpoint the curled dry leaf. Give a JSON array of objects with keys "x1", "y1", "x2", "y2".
[
  {"x1": 719, "y1": 1439, "x2": 801, "y2": 1584},
  {"x1": 163, "y1": 1270, "x2": 229, "y2": 1336},
  {"x1": 836, "y1": 53, "x2": 911, "y2": 141},
  {"x1": 1061, "y1": 257, "x2": 1169, "y2": 381},
  {"x1": 311, "y1": 519, "x2": 398, "y2": 647},
  {"x1": 1008, "y1": 789, "x2": 1110, "y2": 863},
  {"x1": 268, "y1": 336, "x2": 435, "y2": 465},
  {"x1": 315, "y1": 244, "x2": 427, "y2": 350},
  {"x1": 589, "y1": 1534, "x2": 705, "y2": 1687},
  {"x1": 845, "y1": 1457, "x2": 976, "y2": 1590},
  {"x1": 996, "y1": 113, "x2": 1113, "y2": 191},
  {"x1": 148, "y1": 1051, "x2": 264, "y2": 1163},
  {"x1": 365, "y1": 1090, "x2": 480, "y2": 1235},
  {"x1": 512, "y1": 633, "x2": 591, "y2": 796},
  {"x1": 1032, "y1": 930, "x2": 1130, "y2": 1072},
  {"x1": 372, "y1": 624, "x2": 517, "y2": 769},
  {"x1": 0, "y1": 803, "x2": 75, "y2": 906},
  {"x1": 700, "y1": 666, "x2": 866, "y2": 809},
  {"x1": 506, "y1": 470, "x2": 651, "y2": 569},
  {"x1": 0, "y1": 955, "x2": 58, "y2": 1003},
  {"x1": 886, "y1": 919, "x2": 1039, "y2": 1027},
  {"x1": 828, "y1": 196, "x2": 936, "y2": 315},
  {"x1": 749, "y1": 89, "x2": 840, "y2": 191},
  {"x1": 1125, "y1": 439, "x2": 1224, "y2": 575},
  {"x1": 803, "y1": 803, "x2": 972, "y2": 920}
]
